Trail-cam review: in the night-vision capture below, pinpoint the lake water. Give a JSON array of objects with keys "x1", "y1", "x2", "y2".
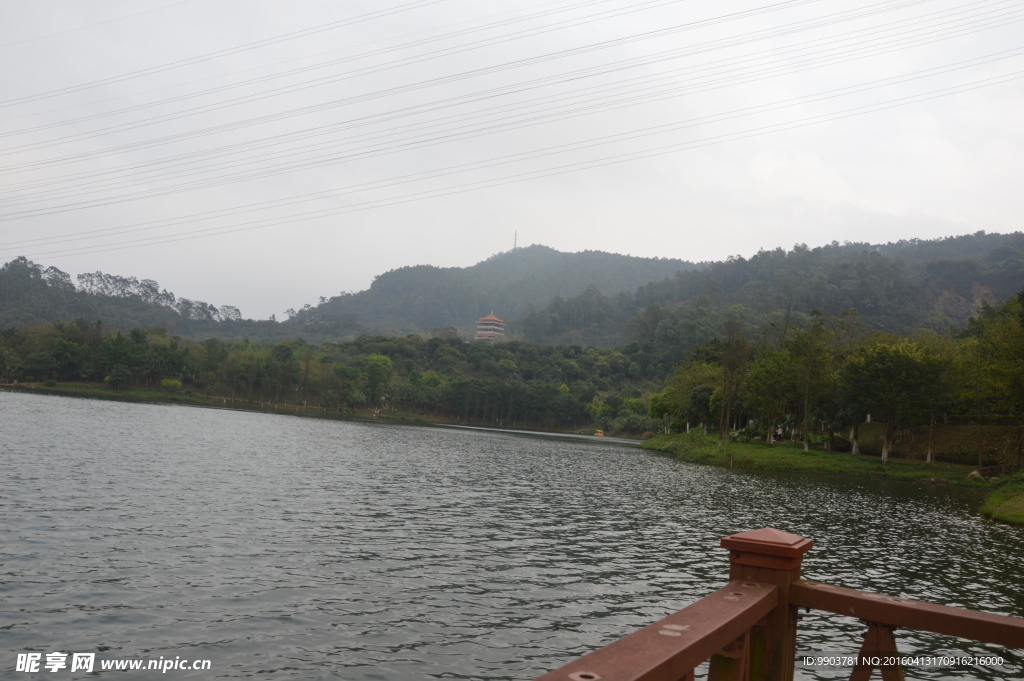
[{"x1": 3, "y1": 391, "x2": 1022, "y2": 679}]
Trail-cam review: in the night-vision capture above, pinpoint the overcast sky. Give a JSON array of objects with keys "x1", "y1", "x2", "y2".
[{"x1": 1, "y1": 0, "x2": 1022, "y2": 318}]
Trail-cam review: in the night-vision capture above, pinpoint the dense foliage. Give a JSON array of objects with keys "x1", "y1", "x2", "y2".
[
  {"x1": 305, "y1": 245, "x2": 694, "y2": 334},
  {"x1": 519, "y1": 232, "x2": 1024, "y2": 352},
  {"x1": 4, "y1": 233, "x2": 1023, "y2": 349},
  {"x1": 0, "y1": 323, "x2": 665, "y2": 433},
  {"x1": 650, "y1": 293, "x2": 1024, "y2": 465},
  {"x1": 4, "y1": 288, "x2": 1024, "y2": 453},
  {"x1": 4, "y1": 231, "x2": 1024, "y2": 447}
]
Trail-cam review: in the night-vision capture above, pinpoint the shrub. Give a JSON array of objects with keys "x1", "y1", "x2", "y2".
[
  {"x1": 160, "y1": 378, "x2": 182, "y2": 392},
  {"x1": 105, "y1": 364, "x2": 131, "y2": 390},
  {"x1": 44, "y1": 379, "x2": 57, "y2": 387},
  {"x1": 613, "y1": 413, "x2": 660, "y2": 435},
  {"x1": 24, "y1": 375, "x2": 35, "y2": 382}
]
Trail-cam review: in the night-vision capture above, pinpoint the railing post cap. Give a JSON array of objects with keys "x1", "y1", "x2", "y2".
[{"x1": 721, "y1": 528, "x2": 814, "y2": 568}]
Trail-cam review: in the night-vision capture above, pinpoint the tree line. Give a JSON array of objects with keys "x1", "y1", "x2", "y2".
[
  {"x1": 650, "y1": 293, "x2": 1024, "y2": 467},
  {"x1": 518, "y1": 232, "x2": 1024, "y2": 351},
  {"x1": 3, "y1": 288, "x2": 1024, "y2": 461},
  {"x1": 4, "y1": 233, "x2": 1023, "y2": 348},
  {"x1": 0, "y1": 323, "x2": 665, "y2": 433}
]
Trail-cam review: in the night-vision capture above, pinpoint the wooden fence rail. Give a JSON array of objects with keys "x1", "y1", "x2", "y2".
[{"x1": 534, "y1": 528, "x2": 1024, "y2": 681}]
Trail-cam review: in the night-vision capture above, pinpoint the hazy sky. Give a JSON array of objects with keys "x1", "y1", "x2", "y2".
[{"x1": 1, "y1": 0, "x2": 1022, "y2": 318}]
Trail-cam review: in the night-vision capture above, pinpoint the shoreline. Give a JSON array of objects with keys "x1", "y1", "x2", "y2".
[
  {"x1": 641, "y1": 432, "x2": 1024, "y2": 525},
  {"x1": 980, "y1": 473, "x2": 1024, "y2": 525},
  {"x1": 639, "y1": 432, "x2": 987, "y2": 486},
  {"x1": 0, "y1": 381, "x2": 608, "y2": 438}
]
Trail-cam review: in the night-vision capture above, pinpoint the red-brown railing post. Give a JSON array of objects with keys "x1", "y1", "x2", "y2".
[{"x1": 718, "y1": 528, "x2": 813, "y2": 681}]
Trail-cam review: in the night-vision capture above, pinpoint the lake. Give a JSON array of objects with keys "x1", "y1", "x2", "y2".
[{"x1": 3, "y1": 390, "x2": 1022, "y2": 679}]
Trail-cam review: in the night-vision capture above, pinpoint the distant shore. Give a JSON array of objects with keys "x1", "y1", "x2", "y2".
[
  {"x1": 641, "y1": 431, "x2": 1024, "y2": 525},
  {"x1": 0, "y1": 381, "x2": 602, "y2": 435},
  {"x1": 640, "y1": 431, "x2": 989, "y2": 486}
]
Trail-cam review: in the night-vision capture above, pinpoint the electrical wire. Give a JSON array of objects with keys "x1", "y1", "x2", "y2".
[
  {"x1": 0, "y1": 0, "x2": 451, "y2": 108},
  {"x1": 2, "y1": 0, "x2": 1018, "y2": 211},
  {"x1": 4, "y1": 59, "x2": 1020, "y2": 259},
  {"x1": 0, "y1": 0, "x2": 963, "y2": 176},
  {"x1": 0, "y1": 0, "x2": 826, "y2": 152},
  {"x1": 14, "y1": 67, "x2": 1023, "y2": 261},
  {"x1": 0, "y1": 0, "x2": 689, "y2": 134}
]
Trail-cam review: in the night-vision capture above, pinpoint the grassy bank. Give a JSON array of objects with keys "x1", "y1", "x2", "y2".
[
  {"x1": 980, "y1": 472, "x2": 1024, "y2": 524},
  {"x1": 641, "y1": 432, "x2": 988, "y2": 486}
]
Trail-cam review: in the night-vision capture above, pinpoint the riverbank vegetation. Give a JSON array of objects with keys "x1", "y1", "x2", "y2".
[
  {"x1": 980, "y1": 472, "x2": 1024, "y2": 524},
  {"x1": 0, "y1": 322, "x2": 664, "y2": 432},
  {"x1": 640, "y1": 431, "x2": 981, "y2": 484},
  {"x1": 647, "y1": 292, "x2": 1024, "y2": 473},
  {"x1": 3, "y1": 290, "x2": 1024, "y2": 466}
]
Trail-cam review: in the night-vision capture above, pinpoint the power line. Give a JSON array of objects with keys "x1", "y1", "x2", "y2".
[
  {"x1": 0, "y1": 0, "x2": 961, "y2": 176},
  {"x1": 0, "y1": 0, "x2": 686, "y2": 133},
  {"x1": 2, "y1": 0, "x2": 1017, "y2": 211},
  {"x1": 0, "y1": 0, "x2": 824, "y2": 152},
  {"x1": 0, "y1": 0, "x2": 450, "y2": 108},
  {"x1": 5, "y1": 63, "x2": 1020, "y2": 259},
  {"x1": 0, "y1": 0, "x2": 628, "y2": 124}
]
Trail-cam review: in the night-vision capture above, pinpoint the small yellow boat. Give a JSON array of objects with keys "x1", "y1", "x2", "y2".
[{"x1": 595, "y1": 430, "x2": 604, "y2": 437}]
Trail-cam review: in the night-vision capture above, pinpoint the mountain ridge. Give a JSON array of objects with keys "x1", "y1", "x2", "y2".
[
  {"x1": 3, "y1": 233, "x2": 1023, "y2": 346},
  {"x1": 306, "y1": 244, "x2": 696, "y2": 334}
]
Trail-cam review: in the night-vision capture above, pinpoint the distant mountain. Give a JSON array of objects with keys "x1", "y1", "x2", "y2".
[
  {"x1": 0, "y1": 257, "x2": 293, "y2": 342},
  {"x1": 519, "y1": 231, "x2": 1024, "y2": 352},
  {"x1": 4, "y1": 234, "x2": 1023, "y2": 347},
  {"x1": 303, "y1": 245, "x2": 697, "y2": 334},
  {"x1": 0, "y1": 246, "x2": 695, "y2": 341}
]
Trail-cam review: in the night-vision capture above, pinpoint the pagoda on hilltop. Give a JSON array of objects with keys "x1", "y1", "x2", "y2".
[{"x1": 474, "y1": 312, "x2": 505, "y2": 343}]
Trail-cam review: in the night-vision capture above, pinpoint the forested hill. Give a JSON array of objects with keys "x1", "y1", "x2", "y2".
[
  {"x1": 518, "y1": 231, "x2": 1024, "y2": 357},
  {"x1": 302, "y1": 245, "x2": 695, "y2": 333},
  {"x1": 0, "y1": 257, "x2": 294, "y2": 342},
  {"x1": 0, "y1": 246, "x2": 693, "y2": 341},
  {"x1": 3, "y1": 233, "x2": 1023, "y2": 345}
]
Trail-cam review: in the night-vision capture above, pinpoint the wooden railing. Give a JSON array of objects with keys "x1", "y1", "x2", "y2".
[{"x1": 533, "y1": 528, "x2": 1024, "y2": 681}]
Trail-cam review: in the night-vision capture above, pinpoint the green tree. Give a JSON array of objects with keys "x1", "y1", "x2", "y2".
[
  {"x1": 0, "y1": 345, "x2": 21, "y2": 380},
  {"x1": 717, "y1": 318, "x2": 750, "y2": 452},
  {"x1": 740, "y1": 350, "x2": 796, "y2": 443},
  {"x1": 787, "y1": 313, "x2": 828, "y2": 452},
  {"x1": 321, "y1": 389, "x2": 338, "y2": 410},
  {"x1": 106, "y1": 363, "x2": 132, "y2": 390},
  {"x1": 971, "y1": 294, "x2": 1024, "y2": 466},
  {"x1": 364, "y1": 354, "x2": 393, "y2": 404},
  {"x1": 839, "y1": 338, "x2": 943, "y2": 463},
  {"x1": 658, "y1": 361, "x2": 721, "y2": 431}
]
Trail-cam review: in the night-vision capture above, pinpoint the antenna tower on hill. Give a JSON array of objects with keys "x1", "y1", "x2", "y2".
[{"x1": 513, "y1": 230, "x2": 517, "y2": 250}]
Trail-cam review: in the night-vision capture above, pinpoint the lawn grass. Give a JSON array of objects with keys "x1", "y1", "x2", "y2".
[
  {"x1": 980, "y1": 471, "x2": 1024, "y2": 524},
  {"x1": 641, "y1": 432, "x2": 986, "y2": 486}
]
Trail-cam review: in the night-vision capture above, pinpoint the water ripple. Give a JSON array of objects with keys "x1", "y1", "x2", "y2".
[{"x1": 2, "y1": 391, "x2": 1022, "y2": 679}]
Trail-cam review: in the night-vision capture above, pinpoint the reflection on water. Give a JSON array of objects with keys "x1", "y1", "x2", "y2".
[{"x1": 2, "y1": 391, "x2": 1022, "y2": 679}]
